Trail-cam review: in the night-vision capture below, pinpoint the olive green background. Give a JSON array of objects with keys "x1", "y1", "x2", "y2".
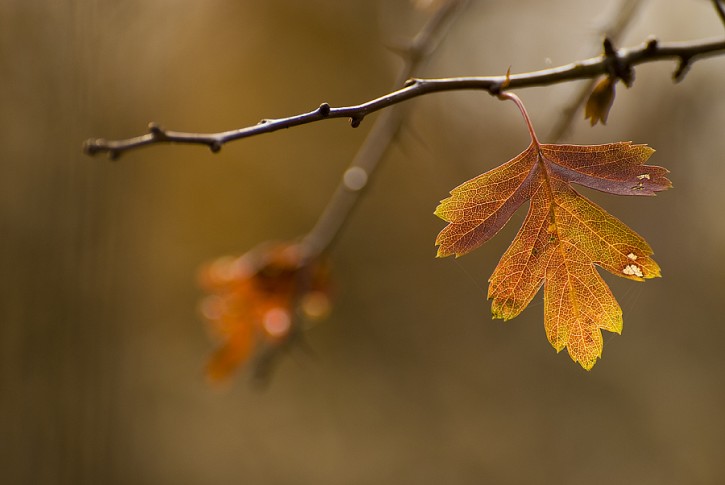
[{"x1": 2, "y1": 1, "x2": 724, "y2": 483}]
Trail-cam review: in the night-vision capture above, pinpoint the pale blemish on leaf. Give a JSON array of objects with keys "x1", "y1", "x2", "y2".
[
  {"x1": 623, "y1": 264, "x2": 643, "y2": 278},
  {"x1": 637, "y1": 174, "x2": 651, "y2": 180},
  {"x1": 627, "y1": 253, "x2": 637, "y2": 261}
]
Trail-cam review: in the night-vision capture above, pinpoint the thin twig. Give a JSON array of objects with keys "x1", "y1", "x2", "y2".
[
  {"x1": 547, "y1": 0, "x2": 641, "y2": 141},
  {"x1": 713, "y1": 0, "x2": 725, "y2": 30},
  {"x1": 84, "y1": 35, "x2": 725, "y2": 159}
]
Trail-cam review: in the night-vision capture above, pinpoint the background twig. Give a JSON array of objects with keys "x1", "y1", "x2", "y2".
[
  {"x1": 713, "y1": 0, "x2": 725, "y2": 29},
  {"x1": 245, "y1": 0, "x2": 468, "y2": 382},
  {"x1": 300, "y1": 0, "x2": 468, "y2": 258},
  {"x1": 547, "y1": 0, "x2": 641, "y2": 141}
]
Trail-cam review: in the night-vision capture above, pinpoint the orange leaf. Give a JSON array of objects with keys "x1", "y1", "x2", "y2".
[
  {"x1": 199, "y1": 243, "x2": 332, "y2": 382},
  {"x1": 435, "y1": 93, "x2": 671, "y2": 369}
]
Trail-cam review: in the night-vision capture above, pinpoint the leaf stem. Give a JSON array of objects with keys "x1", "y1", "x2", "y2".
[{"x1": 498, "y1": 92, "x2": 540, "y2": 146}]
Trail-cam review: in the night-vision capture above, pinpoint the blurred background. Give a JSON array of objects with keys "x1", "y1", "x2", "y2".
[{"x1": 2, "y1": 0, "x2": 725, "y2": 483}]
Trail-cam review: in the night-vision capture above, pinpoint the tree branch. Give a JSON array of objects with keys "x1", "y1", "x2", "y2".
[{"x1": 84, "y1": 35, "x2": 725, "y2": 159}]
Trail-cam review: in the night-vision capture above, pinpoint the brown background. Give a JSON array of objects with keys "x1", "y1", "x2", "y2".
[{"x1": 2, "y1": 0, "x2": 725, "y2": 483}]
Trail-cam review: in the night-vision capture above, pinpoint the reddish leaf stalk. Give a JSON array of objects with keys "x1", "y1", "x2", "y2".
[{"x1": 498, "y1": 91, "x2": 540, "y2": 146}]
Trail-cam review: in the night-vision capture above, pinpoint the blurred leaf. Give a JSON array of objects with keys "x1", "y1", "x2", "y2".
[{"x1": 199, "y1": 242, "x2": 331, "y2": 383}]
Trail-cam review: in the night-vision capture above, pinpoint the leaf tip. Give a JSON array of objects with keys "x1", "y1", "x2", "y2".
[
  {"x1": 435, "y1": 246, "x2": 450, "y2": 258},
  {"x1": 433, "y1": 205, "x2": 444, "y2": 219},
  {"x1": 491, "y1": 312, "x2": 514, "y2": 322},
  {"x1": 573, "y1": 349, "x2": 601, "y2": 371}
]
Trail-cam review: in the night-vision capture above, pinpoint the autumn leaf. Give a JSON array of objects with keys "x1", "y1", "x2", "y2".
[
  {"x1": 435, "y1": 93, "x2": 671, "y2": 370},
  {"x1": 199, "y1": 242, "x2": 331, "y2": 383}
]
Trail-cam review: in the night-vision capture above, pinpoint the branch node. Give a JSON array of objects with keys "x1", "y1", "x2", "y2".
[
  {"x1": 108, "y1": 149, "x2": 121, "y2": 161},
  {"x1": 384, "y1": 37, "x2": 411, "y2": 59},
  {"x1": 209, "y1": 140, "x2": 222, "y2": 153},
  {"x1": 620, "y1": 67, "x2": 635, "y2": 88},
  {"x1": 318, "y1": 103, "x2": 331, "y2": 117},
  {"x1": 258, "y1": 119, "x2": 269, "y2": 125},
  {"x1": 407, "y1": 43, "x2": 427, "y2": 64},
  {"x1": 602, "y1": 37, "x2": 634, "y2": 87},
  {"x1": 349, "y1": 116, "x2": 363, "y2": 128},
  {"x1": 404, "y1": 78, "x2": 419, "y2": 88},
  {"x1": 489, "y1": 81, "x2": 505, "y2": 97},
  {"x1": 148, "y1": 122, "x2": 164, "y2": 139}
]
